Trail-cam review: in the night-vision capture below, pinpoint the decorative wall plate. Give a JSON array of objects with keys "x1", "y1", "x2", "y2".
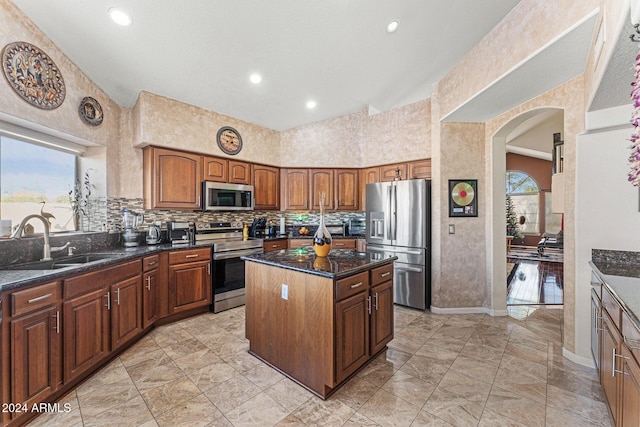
[
  {"x1": 78, "y1": 96, "x2": 104, "y2": 126},
  {"x1": 1, "y1": 41, "x2": 65, "y2": 109},
  {"x1": 216, "y1": 126, "x2": 242, "y2": 155}
]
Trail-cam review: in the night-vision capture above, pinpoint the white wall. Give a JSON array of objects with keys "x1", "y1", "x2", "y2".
[{"x1": 574, "y1": 104, "x2": 638, "y2": 364}]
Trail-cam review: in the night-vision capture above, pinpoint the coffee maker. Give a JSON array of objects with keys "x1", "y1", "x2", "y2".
[{"x1": 121, "y1": 208, "x2": 144, "y2": 247}]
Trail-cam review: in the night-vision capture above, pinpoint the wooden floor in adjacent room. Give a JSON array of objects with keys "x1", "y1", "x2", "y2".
[{"x1": 506, "y1": 259, "x2": 564, "y2": 306}]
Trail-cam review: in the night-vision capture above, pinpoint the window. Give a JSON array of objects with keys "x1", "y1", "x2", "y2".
[
  {"x1": 506, "y1": 170, "x2": 539, "y2": 234},
  {"x1": 1, "y1": 135, "x2": 77, "y2": 234}
]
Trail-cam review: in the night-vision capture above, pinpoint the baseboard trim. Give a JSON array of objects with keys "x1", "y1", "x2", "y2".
[
  {"x1": 430, "y1": 306, "x2": 507, "y2": 317},
  {"x1": 562, "y1": 347, "x2": 596, "y2": 368}
]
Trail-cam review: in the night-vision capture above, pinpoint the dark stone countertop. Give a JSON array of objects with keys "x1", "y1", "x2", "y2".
[
  {"x1": 590, "y1": 251, "x2": 640, "y2": 331},
  {"x1": 0, "y1": 242, "x2": 214, "y2": 292},
  {"x1": 242, "y1": 248, "x2": 397, "y2": 279}
]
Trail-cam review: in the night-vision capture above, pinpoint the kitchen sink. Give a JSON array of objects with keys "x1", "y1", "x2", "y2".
[{"x1": 1, "y1": 253, "x2": 122, "y2": 271}]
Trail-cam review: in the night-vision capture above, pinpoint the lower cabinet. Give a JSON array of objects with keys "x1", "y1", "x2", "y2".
[
  {"x1": 110, "y1": 275, "x2": 142, "y2": 350},
  {"x1": 335, "y1": 291, "x2": 370, "y2": 383},
  {"x1": 600, "y1": 310, "x2": 621, "y2": 425},
  {"x1": 620, "y1": 344, "x2": 640, "y2": 426},
  {"x1": 10, "y1": 282, "x2": 62, "y2": 418},
  {"x1": 168, "y1": 248, "x2": 212, "y2": 314},
  {"x1": 370, "y1": 279, "x2": 393, "y2": 354}
]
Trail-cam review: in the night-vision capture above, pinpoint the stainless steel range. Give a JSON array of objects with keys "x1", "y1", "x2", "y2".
[{"x1": 194, "y1": 221, "x2": 263, "y2": 313}]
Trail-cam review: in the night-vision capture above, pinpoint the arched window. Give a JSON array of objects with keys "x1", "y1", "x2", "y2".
[{"x1": 506, "y1": 171, "x2": 539, "y2": 234}]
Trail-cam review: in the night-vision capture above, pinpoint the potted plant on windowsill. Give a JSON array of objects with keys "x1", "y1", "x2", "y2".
[{"x1": 68, "y1": 170, "x2": 94, "y2": 232}]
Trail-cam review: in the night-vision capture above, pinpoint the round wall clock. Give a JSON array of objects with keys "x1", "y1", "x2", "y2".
[{"x1": 216, "y1": 126, "x2": 242, "y2": 155}]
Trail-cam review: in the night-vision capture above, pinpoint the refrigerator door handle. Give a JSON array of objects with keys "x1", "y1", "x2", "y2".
[
  {"x1": 396, "y1": 265, "x2": 424, "y2": 273},
  {"x1": 385, "y1": 186, "x2": 393, "y2": 239},
  {"x1": 391, "y1": 185, "x2": 397, "y2": 240}
]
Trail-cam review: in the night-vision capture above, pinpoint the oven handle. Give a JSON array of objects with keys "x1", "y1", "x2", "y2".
[{"x1": 213, "y1": 248, "x2": 264, "y2": 260}]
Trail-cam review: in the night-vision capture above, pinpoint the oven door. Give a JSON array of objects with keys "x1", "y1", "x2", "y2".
[{"x1": 211, "y1": 247, "x2": 263, "y2": 312}]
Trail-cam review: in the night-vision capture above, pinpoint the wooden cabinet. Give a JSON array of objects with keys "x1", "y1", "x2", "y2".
[
  {"x1": 332, "y1": 239, "x2": 357, "y2": 250},
  {"x1": 310, "y1": 169, "x2": 334, "y2": 210},
  {"x1": 202, "y1": 156, "x2": 228, "y2": 182},
  {"x1": 335, "y1": 291, "x2": 370, "y2": 383},
  {"x1": 264, "y1": 239, "x2": 288, "y2": 252},
  {"x1": 335, "y1": 169, "x2": 359, "y2": 210},
  {"x1": 63, "y1": 260, "x2": 141, "y2": 383},
  {"x1": 168, "y1": 248, "x2": 212, "y2": 314},
  {"x1": 252, "y1": 164, "x2": 280, "y2": 210},
  {"x1": 9, "y1": 281, "x2": 61, "y2": 414},
  {"x1": 620, "y1": 343, "x2": 640, "y2": 426},
  {"x1": 228, "y1": 160, "x2": 251, "y2": 185},
  {"x1": 281, "y1": 169, "x2": 310, "y2": 210},
  {"x1": 357, "y1": 239, "x2": 367, "y2": 252},
  {"x1": 380, "y1": 163, "x2": 407, "y2": 182},
  {"x1": 143, "y1": 146, "x2": 202, "y2": 209},
  {"x1": 142, "y1": 255, "x2": 160, "y2": 329},
  {"x1": 370, "y1": 264, "x2": 394, "y2": 355},
  {"x1": 288, "y1": 239, "x2": 312, "y2": 249},
  {"x1": 359, "y1": 167, "x2": 379, "y2": 211},
  {"x1": 408, "y1": 159, "x2": 431, "y2": 179}
]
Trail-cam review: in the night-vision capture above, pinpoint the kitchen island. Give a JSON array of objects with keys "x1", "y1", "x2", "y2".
[{"x1": 242, "y1": 249, "x2": 397, "y2": 398}]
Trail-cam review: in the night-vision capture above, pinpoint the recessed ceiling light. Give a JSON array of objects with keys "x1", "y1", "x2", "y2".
[
  {"x1": 109, "y1": 8, "x2": 132, "y2": 26},
  {"x1": 386, "y1": 20, "x2": 399, "y2": 33},
  {"x1": 306, "y1": 100, "x2": 317, "y2": 109},
  {"x1": 249, "y1": 73, "x2": 262, "y2": 84}
]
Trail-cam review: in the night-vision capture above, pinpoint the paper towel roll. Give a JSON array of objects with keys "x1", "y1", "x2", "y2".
[{"x1": 279, "y1": 217, "x2": 286, "y2": 234}]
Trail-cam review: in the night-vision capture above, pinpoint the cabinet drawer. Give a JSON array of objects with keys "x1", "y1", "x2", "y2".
[
  {"x1": 168, "y1": 248, "x2": 211, "y2": 265},
  {"x1": 371, "y1": 263, "x2": 394, "y2": 286},
  {"x1": 289, "y1": 239, "x2": 312, "y2": 249},
  {"x1": 264, "y1": 240, "x2": 288, "y2": 252},
  {"x1": 336, "y1": 271, "x2": 369, "y2": 301},
  {"x1": 602, "y1": 287, "x2": 621, "y2": 331},
  {"x1": 64, "y1": 260, "x2": 141, "y2": 299},
  {"x1": 623, "y1": 311, "x2": 640, "y2": 365},
  {"x1": 12, "y1": 281, "x2": 60, "y2": 317},
  {"x1": 143, "y1": 254, "x2": 160, "y2": 272},
  {"x1": 332, "y1": 239, "x2": 356, "y2": 250}
]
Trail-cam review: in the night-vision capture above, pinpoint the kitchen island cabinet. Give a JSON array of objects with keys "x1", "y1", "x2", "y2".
[{"x1": 243, "y1": 249, "x2": 396, "y2": 398}]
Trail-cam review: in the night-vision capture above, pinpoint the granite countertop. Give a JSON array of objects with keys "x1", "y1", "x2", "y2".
[
  {"x1": 0, "y1": 242, "x2": 214, "y2": 292},
  {"x1": 242, "y1": 248, "x2": 397, "y2": 279},
  {"x1": 590, "y1": 257, "x2": 640, "y2": 331}
]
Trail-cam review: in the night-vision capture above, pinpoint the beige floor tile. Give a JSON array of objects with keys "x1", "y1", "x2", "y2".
[
  {"x1": 498, "y1": 354, "x2": 548, "y2": 382},
  {"x1": 545, "y1": 384, "x2": 612, "y2": 426},
  {"x1": 398, "y1": 354, "x2": 450, "y2": 385},
  {"x1": 26, "y1": 391, "x2": 83, "y2": 427},
  {"x1": 224, "y1": 392, "x2": 290, "y2": 427},
  {"x1": 275, "y1": 414, "x2": 308, "y2": 426},
  {"x1": 183, "y1": 359, "x2": 239, "y2": 391},
  {"x1": 379, "y1": 347, "x2": 413, "y2": 370},
  {"x1": 76, "y1": 358, "x2": 132, "y2": 397},
  {"x1": 388, "y1": 335, "x2": 427, "y2": 354},
  {"x1": 162, "y1": 337, "x2": 209, "y2": 360},
  {"x1": 423, "y1": 388, "x2": 484, "y2": 427},
  {"x1": 332, "y1": 375, "x2": 381, "y2": 410},
  {"x1": 503, "y1": 339, "x2": 548, "y2": 367},
  {"x1": 547, "y1": 365, "x2": 605, "y2": 402},
  {"x1": 484, "y1": 386, "x2": 546, "y2": 427},
  {"x1": 344, "y1": 411, "x2": 382, "y2": 426},
  {"x1": 433, "y1": 324, "x2": 476, "y2": 341},
  {"x1": 478, "y1": 408, "x2": 529, "y2": 426},
  {"x1": 435, "y1": 369, "x2": 492, "y2": 403},
  {"x1": 492, "y1": 369, "x2": 548, "y2": 404},
  {"x1": 204, "y1": 374, "x2": 262, "y2": 414},
  {"x1": 358, "y1": 388, "x2": 421, "y2": 427},
  {"x1": 410, "y1": 410, "x2": 455, "y2": 426},
  {"x1": 265, "y1": 377, "x2": 315, "y2": 412},
  {"x1": 243, "y1": 361, "x2": 286, "y2": 390},
  {"x1": 127, "y1": 356, "x2": 186, "y2": 393},
  {"x1": 154, "y1": 393, "x2": 223, "y2": 427},
  {"x1": 141, "y1": 375, "x2": 201, "y2": 416},
  {"x1": 356, "y1": 353, "x2": 397, "y2": 387},
  {"x1": 77, "y1": 376, "x2": 139, "y2": 417},
  {"x1": 291, "y1": 396, "x2": 357, "y2": 426},
  {"x1": 380, "y1": 370, "x2": 436, "y2": 408},
  {"x1": 449, "y1": 354, "x2": 500, "y2": 384},
  {"x1": 544, "y1": 405, "x2": 613, "y2": 427},
  {"x1": 83, "y1": 394, "x2": 156, "y2": 427},
  {"x1": 219, "y1": 347, "x2": 265, "y2": 372}
]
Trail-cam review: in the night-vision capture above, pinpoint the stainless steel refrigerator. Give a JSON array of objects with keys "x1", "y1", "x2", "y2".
[{"x1": 366, "y1": 179, "x2": 431, "y2": 310}]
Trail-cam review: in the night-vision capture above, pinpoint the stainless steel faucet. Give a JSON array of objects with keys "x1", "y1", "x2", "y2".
[{"x1": 10, "y1": 214, "x2": 71, "y2": 261}]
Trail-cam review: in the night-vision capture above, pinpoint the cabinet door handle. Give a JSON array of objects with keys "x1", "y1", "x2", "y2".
[
  {"x1": 116, "y1": 288, "x2": 120, "y2": 306},
  {"x1": 28, "y1": 293, "x2": 52, "y2": 304},
  {"x1": 367, "y1": 296, "x2": 371, "y2": 315},
  {"x1": 272, "y1": 244, "x2": 279, "y2": 248},
  {"x1": 335, "y1": 243, "x2": 345, "y2": 247},
  {"x1": 208, "y1": 263, "x2": 211, "y2": 275},
  {"x1": 612, "y1": 348, "x2": 630, "y2": 377},
  {"x1": 146, "y1": 276, "x2": 151, "y2": 291},
  {"x1": 350, "y1": 282, "x2": 363, "y2": 289},
  {"x1": 53, "y1": 311, "x2": 60, "y2": 334},
  {"x1": 380, "y1": 272, "x2": 391, "y2": 278},
  {"x1": 148, "y1": 260, "x2": 157, "y2": 266},
  {"x1": 185, "y1": 254, "x2": 199, "y2": 259},
  {"x1": 374, "y1": 292, "x2": 379, "y2": 310},
  {"x1": 104, "y1": 292, "x2": 111, "y2": 310}
]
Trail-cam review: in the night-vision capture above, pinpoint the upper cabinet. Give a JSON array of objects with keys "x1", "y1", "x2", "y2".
[
  {"x1": 143, "y1": 146, "x2": 202, "y2": 210},
  {"x1": 335, "y1": 169, "x2": 359, "y2": 211},
  {"x1": 281, "y1": 169, "x2": 310, "y2": 211},
  {"x1": 309, "y1": 169, "x2": 334, "y2": 210},
  {"x1": 252, "y1": 164, "x2": 280, "y2": 210},
  {"x1": 380, "y1": 163, "x2": 407, "y2": 182},
  {"x1": 228, "y1": 160, "x2": 251, "y2": 185},
  {"x1": 359, "y1": 167, "x2": 380, "y2": 211},
  {"x1": 202, "y1": 156, "x2": 228, "y2": 182},
  {"x1": 408, "y1": 159, "x2": 431, "y2": 179}
]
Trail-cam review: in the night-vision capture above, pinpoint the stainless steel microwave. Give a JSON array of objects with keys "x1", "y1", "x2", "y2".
[{"x1": 202, "y1": 182, "x2": 254, "y2": 211}]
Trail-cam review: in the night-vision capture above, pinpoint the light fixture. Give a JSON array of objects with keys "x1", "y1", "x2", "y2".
[
  {"x1": 306, "y1": 100, "x2": 317, "y2": 109},
  {"x1": 109, "y1": 8, "x2": 132, "y2": 26},
  {"x1": 249, "y1": 73, "x2": 262, "y2": 84},
  {"x1": 386, "y1": 20, "x2": 399, "y2": 34}
]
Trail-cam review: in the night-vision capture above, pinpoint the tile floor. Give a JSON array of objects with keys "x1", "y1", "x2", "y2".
[
  {"x1": 28, "y1": 305, "x2": 611, "y2": 427},
  {"x1": 506, "y1": 260, "x2": 564, "y2": 306}
]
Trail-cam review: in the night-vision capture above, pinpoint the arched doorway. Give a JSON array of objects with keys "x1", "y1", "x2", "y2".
[{"x1": 489, "y1": 107, "x2": 564, "y2": 315}]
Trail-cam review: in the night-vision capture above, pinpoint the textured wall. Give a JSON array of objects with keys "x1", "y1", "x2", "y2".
[
  {"x1": 432, "y1": 122, "x2": 487, "y2": 309},
  {"x1": 437, "y1": 0, "x2": 600, "y2": 119},
  {"x1": 280, "y1": 99, "x2": 430, "y2": 168}
]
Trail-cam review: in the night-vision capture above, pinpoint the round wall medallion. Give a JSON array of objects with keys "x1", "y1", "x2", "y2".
[
  {"x1": 1, "y1": 41, "x2": 66, "y2": 110},
  {"x1": 216, "y1": 126, "x2": 243, "y2": 155},
  {"x1": 79, "y1": 96, "x2": 104, "y2": 126}
]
